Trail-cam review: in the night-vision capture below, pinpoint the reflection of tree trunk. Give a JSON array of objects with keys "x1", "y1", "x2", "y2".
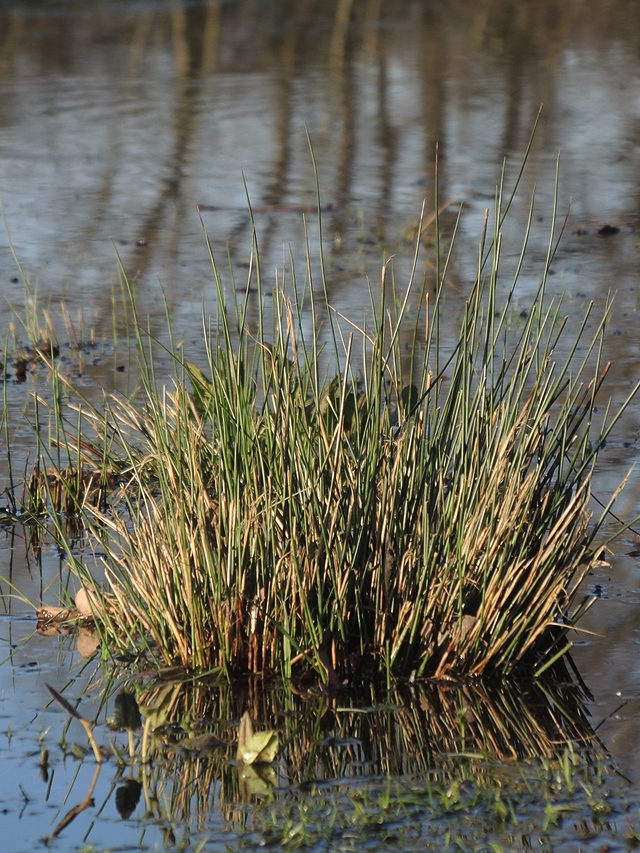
[
  {"x1": 421, "y1": 11, "x2": 447, "y2": 199},
  {"x1": 264, "y1": 24, "x2": 298, "y2": 208},
  {"x1": 500, "y1": 41, "x2": 526, "y2": 156},
  {"x1": 490, "y1": 3, "x2": 564, "y2": 156},
  {"x1": 128, "y1": 9, "x2": 154, "y2": 74},
  {"x1": 468, "y1": 4, "x2": 490, "y2": 55},
  {"x1": 125, "y1": 1, "x2": 201, "y2": 308},
  {"x1": 213, "y1": 1, "x2": 305, "y2": 287},
  {"x1": 171, "y1": 0, "x2": 190, "y2": 78},
  {"x1": 129, "y1": 81, "x2": 198, "y2": 298},
  {"x1": 0, "y1": 11, "x2": 22, "y2": 74},
  {"x1": 329, "y1": 0, "x2": 354, "y2": 72},
  {"x1": 201, "y1": 0, "x2": 221, "y2": 76},
  {"x1": 76, "y1": 11, "x2": 158, "y2": 249},
  {"x1": 81, "y1": 13, "x2": 159, "y2": 246},
  {"x1": 77, "y1": 122, "x2": 121, "y2": 246},
  {"x1": 362, "y1": 0, "x2": 383, "y2": 60},
  {"x1": 8, "y1": 0, "x2": 632, "y2": 344},
  {"x1": 327, "y1": 9, "x2": 355, "y2": 267},
  {"x1": 374, "y1": 53, "x2": 397, "y2": 241},
  {"x1": 326, "y1": 77, "x2": 355, "y2": 286},
  {"x1": 363, "y1": 0, "x2": 395, "y2": 242}
]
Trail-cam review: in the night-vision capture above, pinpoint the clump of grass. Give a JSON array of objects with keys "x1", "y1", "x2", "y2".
[
  {"x1": 26, "y1": 464, "x2": 115, "y2": 518},
  {"x1": 26, "y1": 163, "x2": 638, "y2": 682}
]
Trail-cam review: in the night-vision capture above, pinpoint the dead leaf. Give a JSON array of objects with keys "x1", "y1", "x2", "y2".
[
  {"x1": 76, "y1": 629, "x2": 100, "y2": 658},
  {"x1": 36, "y1": 605, "x2": 89, "y2": 625},
  {"x1": 74, "y1": 588, "x2": 95, "y2": 617}
]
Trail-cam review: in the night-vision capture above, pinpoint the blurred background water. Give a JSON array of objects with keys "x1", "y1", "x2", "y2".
[{"x1": 3, "y1": 0, "x2": 640, "y2": 321}]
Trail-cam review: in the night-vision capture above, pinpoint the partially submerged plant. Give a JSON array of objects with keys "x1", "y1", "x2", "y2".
[
  {"x1": 13, "y1": 157, "x2": 639, "y2": 682},
  {"x1": 113, "y1": 689, "x2": 142, "y2": 761}
]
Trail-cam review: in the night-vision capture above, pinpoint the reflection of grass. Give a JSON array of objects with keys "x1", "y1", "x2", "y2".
[
  {"x1": 65, "y1": 758, "x2": 640, "y2": 853},
  {"x1": 48, "y1": 673, "x2": 622, "y2": 849},
  {"x1": 68, "y1": 756, "x2": 640, "y2": 853},
  {"x1": 67, "y1": 675, "x2": 621, "y2": 851},
  {"x1": 109, "y1": 671, "x2": 600, "y2": 813},
  {"x1": 13, "y1": 160, "x2": 639, "y2": 680}
]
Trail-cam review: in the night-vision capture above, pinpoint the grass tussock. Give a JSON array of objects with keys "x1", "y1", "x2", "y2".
[{"x1": 23, "y1": 167, "x2": 638, "y2": 682}]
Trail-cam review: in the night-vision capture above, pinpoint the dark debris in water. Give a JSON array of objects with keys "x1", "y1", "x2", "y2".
[{"x1": 2, "y1": 338, "x2": 124, "y2": 385}]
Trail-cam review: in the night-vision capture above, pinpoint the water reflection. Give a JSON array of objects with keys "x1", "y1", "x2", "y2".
[
  {"x1": 138, "y1": 672, "x2": 597, "y2": 785},
  {"x1": 2, "y1": 0, "x2": 640, "y2": 330},
  {"x1": 39, "y1": 669, "x2": 602, "y2": 843}
]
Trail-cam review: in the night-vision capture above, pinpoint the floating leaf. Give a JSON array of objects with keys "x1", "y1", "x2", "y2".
[
  {"x1": 237, "y1": 711, "x2": 279, "y2": 765},
  {"x1": 237, "y1": 710, "x2": 254, "y2": 760},
  {"x1": 242, "y1": 730, "x2": 279, "y2": 765},
  {"x1": 239, "y1": 762, "x2": 278, "y2": 797}
]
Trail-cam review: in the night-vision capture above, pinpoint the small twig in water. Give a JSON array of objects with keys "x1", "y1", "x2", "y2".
[{"x1": 45, "y1": 683, "x2": 102, "y2": 764}]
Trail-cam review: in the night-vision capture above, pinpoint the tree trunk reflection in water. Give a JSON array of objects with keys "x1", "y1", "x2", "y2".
[{"x1": 1, "y1": 0, "x2": 640, "y2": 332}]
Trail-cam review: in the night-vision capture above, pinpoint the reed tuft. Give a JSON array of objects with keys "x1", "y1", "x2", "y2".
[{"x1": 22, "y1": 166, "x2": 638, "y2": 682}]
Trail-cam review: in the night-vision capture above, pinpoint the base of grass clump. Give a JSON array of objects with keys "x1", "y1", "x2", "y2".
[{"x1": 29, "y1": 174, "x2": 638, "y2": 683}]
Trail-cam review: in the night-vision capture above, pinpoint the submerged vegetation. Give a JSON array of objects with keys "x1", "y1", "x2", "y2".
[{"x1": 5, "y1": 160, "x2": 638, "y2": 684}]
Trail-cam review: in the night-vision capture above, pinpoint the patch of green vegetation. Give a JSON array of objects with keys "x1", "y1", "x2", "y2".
[
  {"x1": 57, "y1": 745, "x2": 640, "y2": 853},
  {"x1": 9, "y1": 151, "x2": 639, "y2": 682},
  {"x1": 237, "y1": 756, "x2": 638, "y2": 852}
]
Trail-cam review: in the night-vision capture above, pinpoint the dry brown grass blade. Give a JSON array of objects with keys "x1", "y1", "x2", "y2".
[
  {"x1": 45, "y1": 684, "x2": 103, "y2": 764},
  {"x1": 52, "y1": 763, "x2": 101, "y2": 838}
]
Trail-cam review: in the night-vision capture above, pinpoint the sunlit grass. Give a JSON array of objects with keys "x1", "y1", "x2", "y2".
[{"x1": 14, "y1": 156, "x2": 639, "y2": 682}]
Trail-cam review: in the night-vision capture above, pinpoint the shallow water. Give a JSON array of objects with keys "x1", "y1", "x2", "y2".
[
  {"x1": 0, "y1": 613, "x2": 633, "y2": 853},
  {"x1": 3, "y1": 0, "x2": 640, "y2": 849}
]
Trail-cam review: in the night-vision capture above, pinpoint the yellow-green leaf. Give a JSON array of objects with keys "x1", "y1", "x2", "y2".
[
  {"x1": 138, "y1": 684, "x2": 177, "y2": 731},
  {"x1": 185, "y1": 362, "x2": 214, "y2": 414},
  {"x1": 242, "y1": 730, "x2": 279, "y2": 765},
  {"x1": 237, "y1": 710, "x2": 279, "y2": 764}
]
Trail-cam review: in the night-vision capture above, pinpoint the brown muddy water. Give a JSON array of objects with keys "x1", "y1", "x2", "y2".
[{"x1": 3, "y1": 1, "x2": 640, "y2": 850}]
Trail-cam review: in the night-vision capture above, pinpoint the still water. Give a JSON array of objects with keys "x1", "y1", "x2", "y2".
[{"x1": 3, "y1": 1, "x2": 640, "y2": 849}]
